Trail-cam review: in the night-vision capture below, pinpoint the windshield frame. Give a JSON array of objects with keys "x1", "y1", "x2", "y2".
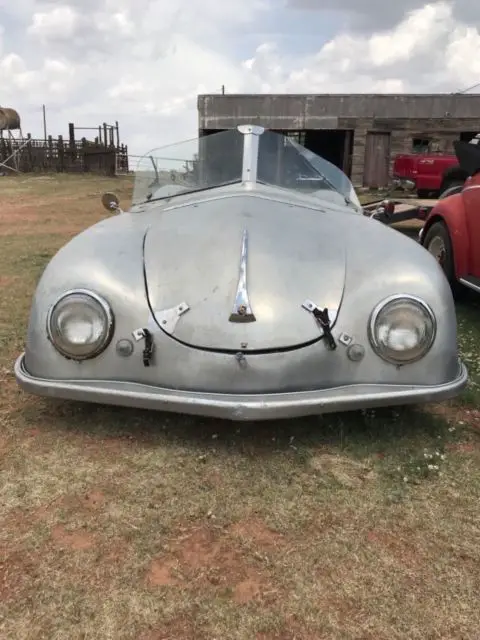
[{"x1": 132, "y1": 125, "x2": 361, "y2": 212}]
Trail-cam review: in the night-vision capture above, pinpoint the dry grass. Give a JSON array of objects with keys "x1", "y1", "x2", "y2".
[{"x1": 0, "y1": 173, "x2": 479, "y2": 640}]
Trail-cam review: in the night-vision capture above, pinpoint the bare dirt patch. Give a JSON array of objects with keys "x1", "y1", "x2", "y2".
[
  {"x1": 146, "y1": 522, "x2": 276, "y2": 605},
  {"x1": 0, "y1": 549, "x2": 39, "y2": 603},
  {"x1": 51, "y1": 525, "x2": 96, "y2": 550},
  {"x1": 0, "y1": 275, "x2": 21, "y2": 287},
  {"x1": 146, "y1": 559, "x2": 181, "y2": 587},
  {"x1": 82, "y1": 489, "x2": 106, "y2": 510},
  {"x1": 229, "y1": 518, "x2": 287, "y2": 549}
]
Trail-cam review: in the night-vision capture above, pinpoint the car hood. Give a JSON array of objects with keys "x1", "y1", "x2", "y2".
[{"x1": 143, "y1": 195, "x2": 347, "y2": 352}]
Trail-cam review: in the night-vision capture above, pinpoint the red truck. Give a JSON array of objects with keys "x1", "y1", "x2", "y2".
[{"x1": 392, "y1": 135, "x2": 479, "y2": 198}]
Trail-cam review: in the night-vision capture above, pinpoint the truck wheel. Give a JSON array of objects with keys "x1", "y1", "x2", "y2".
[
  {"x1": 439, "y1": 181, "x2": 464, "y2": 199},
  {"x1": 423, "y1": 221, "x2": 460, "y2": 295},
  {"x1": 417, "y1": 189, "x2": 431, "y2": 198}
]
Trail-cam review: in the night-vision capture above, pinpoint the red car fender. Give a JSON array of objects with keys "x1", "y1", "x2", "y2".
[{"x1": 421, "y1": 194, "x2": 469, "y2": 278}]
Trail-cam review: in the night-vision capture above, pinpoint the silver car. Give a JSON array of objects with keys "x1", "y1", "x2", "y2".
[{"x1": 14, "y1": 125, "x2": 467, "y2": 421}]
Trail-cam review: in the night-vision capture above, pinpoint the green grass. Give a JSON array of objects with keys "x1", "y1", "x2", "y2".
[
  {"x1": 456, "y1": 293, "x2": 480, "y2": 407},
  {"x1": 0, "y1": 174, "x2": 479, "y2": 640}
]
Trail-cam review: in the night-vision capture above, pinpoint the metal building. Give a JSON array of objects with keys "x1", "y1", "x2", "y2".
[{"x1": 197, "y1": 93, "x2": 480, "y2": 188}]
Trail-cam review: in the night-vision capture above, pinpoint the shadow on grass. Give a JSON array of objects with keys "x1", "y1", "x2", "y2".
[{"x1": 18, "y1": 397, "x2": 451, "y2": 460}]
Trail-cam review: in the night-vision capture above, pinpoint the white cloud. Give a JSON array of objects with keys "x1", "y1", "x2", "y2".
[
  {"x1": 368, "y1": 2, "x2": 452, "y2": 65},
  {"x1": 287, "y1": 0, "x2": 476, "y2": 32},
  {"x1": 445, "y1": 26, "x2": 480, "y2": 87},
  {"x1": 27, "y1": 5, "x2": 78, "y2": 40},
  {"x1": 244, "y1": 2, "x2": 479, "y2": 94},
  {"x1": 0, "y1": 0, "x2": 478, "y2": 156}
]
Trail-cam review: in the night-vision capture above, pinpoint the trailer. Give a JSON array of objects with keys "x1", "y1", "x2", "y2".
[{"x1": 362, "y1": 197, "x2": 437, "y2": 226}]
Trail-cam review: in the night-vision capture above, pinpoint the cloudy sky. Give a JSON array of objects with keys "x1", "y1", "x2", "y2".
[{"x1": 0, "y1": 0, "x2": 479, "y2": 156}]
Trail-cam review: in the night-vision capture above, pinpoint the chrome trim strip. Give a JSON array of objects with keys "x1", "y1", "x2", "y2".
[
  {"x1": 157, "y1": 190, "x2": 328, "y2": 214},
  {"x1": 14, "y1": 354, "x2": 468, "y2": 422},
  {"x1": 459, "y1": 277, "x2": 480, "y2": 293},
  {"x1": 237, "y1": 124, "x2": 264, "y2": 184},
  {"x1": 462, "y1": 185, "x2": 480, "y2": 193},
  {"x1": 229, "y1": 229, "x2": 256, "y2": 323}
]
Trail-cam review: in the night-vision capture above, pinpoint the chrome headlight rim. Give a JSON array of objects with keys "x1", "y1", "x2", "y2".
[
  {"x1": 46, "y1": 288, "x2": 114, "y2": 360},
  {"x1": 368, "y1": 293, "x2": 437, "y2": 365}
]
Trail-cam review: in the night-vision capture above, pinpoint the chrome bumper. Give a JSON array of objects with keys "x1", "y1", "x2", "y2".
[
  {"x1": 392, "y1": 177, "x2": 416, "y2": 190},
  {"x1": 14, "y1": 354, "x2": 468, "y2": 422}
]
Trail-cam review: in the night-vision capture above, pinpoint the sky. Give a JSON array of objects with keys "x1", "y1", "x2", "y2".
[{"x1": 0, "y1": 0, "x2": 479, "y2": 157}]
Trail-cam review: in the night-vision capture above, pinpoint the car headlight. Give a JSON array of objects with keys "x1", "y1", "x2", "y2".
[
  {"x1": 369, "y1": 295, "x2": 436, "y2": 364},
  {"x1": 47, "y1": 289, "x2": 114, "y2": 360}
]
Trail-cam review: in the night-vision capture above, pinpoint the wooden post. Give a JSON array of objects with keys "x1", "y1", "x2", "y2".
[
  {"x1": 68, "y1": 123, "x2": 75, "y2": 147},
  {"x1": 26, "y1": 133, "x2": 33, "y2": 172},
  {"x1": 115, "y1": 120, "x2": 120, "y2": 147},
  {"x1": 48, "y1": 135, "x2": 54, "y2": 171},
  {"x1": 42, "y1": 105, "x2": 47, "y2": 142},
  {"x1": 103, "y1": 122, "x2": 108, "y2": 149},
  {"x1": 58, "y1": 135, "x2": 64, "y2": 172},
  {"x1": 81, "y1": 137, "x2": 87, "y2": 173}
]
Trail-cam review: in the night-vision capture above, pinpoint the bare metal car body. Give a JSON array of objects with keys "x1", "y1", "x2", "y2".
[{"x1": 14, "y1": 125, "x2": 467, "y2": 420}]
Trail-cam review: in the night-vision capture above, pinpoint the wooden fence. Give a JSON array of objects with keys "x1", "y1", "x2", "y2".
[{"x1": 0, "y1": 134, "x2": 129, "y2": 176}]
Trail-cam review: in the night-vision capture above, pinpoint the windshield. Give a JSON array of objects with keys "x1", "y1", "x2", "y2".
[{"x1": 132, "y1": 128, "x2": 361, "y2": 211}]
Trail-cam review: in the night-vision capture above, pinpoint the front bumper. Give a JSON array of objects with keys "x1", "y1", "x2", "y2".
[
  {"x1": 14, "y1": 354, "x2": 468, "y2": 422},
  {"x1": 392, "y1": 177, "x2": 416, "y2": 190}
]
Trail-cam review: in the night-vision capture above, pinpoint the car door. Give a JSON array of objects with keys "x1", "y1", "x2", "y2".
[{"x1": 462, "y1": 177, "x2": 480, "y2": 277}]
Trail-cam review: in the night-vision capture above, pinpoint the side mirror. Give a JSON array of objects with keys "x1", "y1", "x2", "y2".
[{"x1": 101, "y1": 192, "x2": 122, "y2": 213}]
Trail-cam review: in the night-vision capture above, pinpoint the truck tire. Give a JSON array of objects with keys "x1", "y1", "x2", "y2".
[
  {"x1": 439, "y1": 180, "x2": 464, "y2": 199},
  {"x1": 423, "y1": 221, "x2": 460, "y2": 295},
  {"x1": 417, "y1": 189, "x2": 432, "y2": 198}
]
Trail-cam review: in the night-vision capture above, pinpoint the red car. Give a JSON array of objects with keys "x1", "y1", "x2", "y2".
[{"x1": 419, "y1": 139, "x2": 480, "y2": 296}]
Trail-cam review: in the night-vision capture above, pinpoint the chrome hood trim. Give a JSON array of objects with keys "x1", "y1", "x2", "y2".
[
  {"x1": 143, "y1": 195, "x2": 347, "y2": 352},
  {"x1": 229, "y1": 229, "x2": 256, "y2": 323}
]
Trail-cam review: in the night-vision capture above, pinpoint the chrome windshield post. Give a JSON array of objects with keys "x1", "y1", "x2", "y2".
[{"x1": 237, "y1": 124, "x2": 265, "y2": 185}]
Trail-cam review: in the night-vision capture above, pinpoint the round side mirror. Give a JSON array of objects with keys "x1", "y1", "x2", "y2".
[{"x1": 101, "y1": 192, "x2": 120, "y2": 212}]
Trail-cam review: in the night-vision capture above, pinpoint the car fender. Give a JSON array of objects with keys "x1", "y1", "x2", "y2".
[
  {"x1": 421, "y1": 194, "x2": 469, "y2": 278},
  {"x1": 23, "y1": 212, "x2": 152, "y2": 379}
]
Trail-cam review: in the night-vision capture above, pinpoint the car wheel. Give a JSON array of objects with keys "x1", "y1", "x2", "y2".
[
  {"x1": 423, "y1": 221, "x2": 461, "y2": 296},
  {"x1": 439, "y1": 181, "x2": 464, "y2": 199}
]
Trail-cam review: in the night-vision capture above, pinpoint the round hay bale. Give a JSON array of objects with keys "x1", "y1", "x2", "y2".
[{"x1": 0, "y1": 108, "x2": 21, "y2": 131}]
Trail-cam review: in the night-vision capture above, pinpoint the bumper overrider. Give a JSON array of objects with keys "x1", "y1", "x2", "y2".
[
  {"x1": 14, "y1": 353, "x2": 468, "y2": 421},
  {"x1": 392, "y1": 177, "x2": 416, "y2": 190}
]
